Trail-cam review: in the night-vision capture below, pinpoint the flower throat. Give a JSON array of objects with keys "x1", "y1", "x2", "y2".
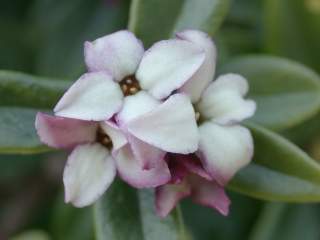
[
  {"x1": 119, "y1": 75, "x2": 141, "y2": 96},
  {"x1": 96, "y1": 126, "x2": 113, "y2": 149}
]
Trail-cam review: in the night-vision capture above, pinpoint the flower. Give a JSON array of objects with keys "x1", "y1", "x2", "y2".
[
  {"x1": 35, "y1": 29, "x2": 209, "y2": 207},
  {"x1": 177, "y1": 30, "x2": 256, "y2": 186},
  {"x1": 35, "y1": 113, "x2": 171, "y2": 207},
  {"x1": 35, "y1": 29, "x2": 256, "y2": 215},
  {"x1": 155, "y1": 154, "x2": 230, "y2": 218},
  {"x1": 54, "y1": 30, "x2": 204, "y2": 169},
  {"x1": 154, "y1": 30, "x2": 256, "y2": 217}
]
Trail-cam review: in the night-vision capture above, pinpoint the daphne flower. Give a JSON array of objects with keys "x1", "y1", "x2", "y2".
[
  {"x1": 35, "y1": 112, "x2": 171, "y2": 207},
  {"x1": 176, "y1": 30, "x2": 256, "y2": 186},
  {"x1": 154, "y1": 30, "x2": 255, "y2": 217},
  {"x1": 155, "y1": 154, "x2": 230, "y2": 218},
  {"x1": 54, "y1": 30, "x2": 203, "y2": 169},
  {"x1": 35, "y1": 29, "x2": 207, "y2": 207}
]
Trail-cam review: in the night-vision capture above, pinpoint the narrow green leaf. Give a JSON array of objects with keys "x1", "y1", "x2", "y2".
[
  {"x1": 264, "y1": 0, "x2": 320, "y2": 73},
  {"x1": 0, "y1": 107, "x2": 51, "y2": 154},
  {"x1": 94, "y1": 180, "x2": 188, "y2": 240},
  {"x1": 0, "y1": 70, "x2": 70, "y2": 108},
  {"x1": 128, "y1": 0, "x2": 230, "y2": 47},
  {"x1": 182, "y1": 192, "x2": 262, "y2": 240},
  {"x1": 51, "y1": 193, "x2": 94, "y2": 240},
  {"x1": 228, "y1": 123, "x2": 320, "y2": 202},
  {"x1": 10, "y1": 230, "x2": 50, "y2": 240},
  {"x1": 219, "y1": 55, "x2": 320, "y2": 130},
  {"x1": 30, "y1": 0, "x2": 130, "y2": 78},
  {"x1": 249, "y1": 203, "x2": 320, "y2": 240}
]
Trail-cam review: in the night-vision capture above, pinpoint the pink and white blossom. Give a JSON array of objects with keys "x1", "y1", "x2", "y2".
[
  {"x1": 177, "y1": 30, "x2": 256, "y2": 186},
  {"x1": 35, "y1": 30, "x2": 207, "y2": 207},
  {"x1": 35, "y1": 112, "x2": 171, "y2": 207},
  {"x1": 35, "y1": 29, "x2": 256, "y2": 216},
  {"x1": 53, "y1": 30, "x2": 203, "y2": 170}
]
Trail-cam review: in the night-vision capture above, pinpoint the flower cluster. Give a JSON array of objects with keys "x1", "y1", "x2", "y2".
[{"x1": 35, "y1": 29, "x2": 256, "y2": 217}]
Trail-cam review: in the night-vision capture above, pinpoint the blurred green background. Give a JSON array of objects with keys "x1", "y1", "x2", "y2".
[{"x1": 1, "y1": 0, "x2": 320, "y2": 239}]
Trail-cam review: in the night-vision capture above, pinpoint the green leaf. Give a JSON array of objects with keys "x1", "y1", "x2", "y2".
[
  {"x1": 94, "y1": 180, "x2": 188, "y2": 240},
  {"x1": 0, "y1": 107, "x2": 51, "y2": 154},
  {"x1": 10, "y1": 230, "x2": 50, "y2": 240},
  {"x1": 0, "y1": 70, "x2": 70, "y2": 108},
  {"x1": 30, "y1": 0, "x2": 130, "y2": 78},
  {"x1": 228, "y1": 123, "x2": 320, "y2": 202},
  {"x1": 128, "y1": 0, "x2": 230, "y2": 47},
  {"x1": 51, "y1": 193, "x2": 94, "y2": 240},
  {"x1": 264, "y1": 0, "x2": 320, "y2": 73},
  {"x1": 249, "y1": 203, "x2": 320, "y2": 240},
  {"x1": 0, "y1": 154, "x2": 44, "y2": 182},
  {"x1": 218, "y1": 55, "x2": 320, "y2": 130},
  {"x1": 182, "y1": 192, "x2": 262, "y2": 240}
]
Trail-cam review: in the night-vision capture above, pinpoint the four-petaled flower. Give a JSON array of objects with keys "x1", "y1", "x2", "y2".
[{"x1": 35, "y1": 29, "x2": 256, "y2": 216}]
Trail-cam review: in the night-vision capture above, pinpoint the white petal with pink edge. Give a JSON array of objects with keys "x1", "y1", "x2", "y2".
[
  {"x1": 84, "y1": 30, "x2": 144, "y2": 81},
  {"x1": 54, "y1": 72, "x2": 123, "y2": 121},
  {"x1": 63, "y1": 143, "x2": 116, "y2": 207},
  {"x1": 177, "y1": 30, "x2": 216, "y2": 103},
  {"x1": 127, "y1": 134, "x2": 166, "y2": 170},
  {"x1": 115, "y1": 145, "x2": 170, "y2": 188},
  {"x1": 197, "y1": 74, "x2": 256, "y2": 125},
  {"x1": 35, "y1": 112, "x2": 97, "y2": 149},
  {"x1": 198, "y1": 122, "x2": 254, "y2": 186},
  {"x1": 136, "y1": 39, "x2": 205, "y2": 99},
  {"x1": 116, "y1": 91, "x2": 160, "y2": 125},
  {"x1": 127, "y1": 94, "x2": 199, "y2": 154}
]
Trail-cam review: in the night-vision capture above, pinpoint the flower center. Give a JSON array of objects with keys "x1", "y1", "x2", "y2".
[
  {"x1": 119, "y1": 75, "x2": 141, "y2": 96},
  {"x1": 96, "y1": 126, "x2": 113, "y2": 149}
]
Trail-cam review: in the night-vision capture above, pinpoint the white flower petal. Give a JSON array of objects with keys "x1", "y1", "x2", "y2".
[
  {"x1": 116, "y1": 91, "x2": 160, "y2": 125},
  {"x1": 176, "y1": 30, "x2": 217, "y2": 103},
  {"x1": 197, "y1": 74, "x2": 256, "y2": 124},
  {"x1": 100, "y1": 121, "x2": 127, "y2": 152},
  {"x1": 63, "y1": 143, "x2": 116, "y2": 207},
  {"x1": 127, "y1": 94, "x2": 199, "y2": 153},
  {"x1": 54, "y1": 72, "x2": 123, "y2": 121},
  {"x1": 35, "y1": 112, "x2": 97, "y2": 149},
  {"x1": 127, "y1": 134, "x2": 166, "y2": 169},
  {"x1": 115, "y1": 145, "x2": 170, "y2": 188},
  {"x1": 198, "y1": 122, "x2": 254, "y2": 185},
  {"x1": 84, "y1": 30, "x2": 144, "y2": 81},
  {"x1": 136, "y1": 39, "x2": 205, "y2": 99}
]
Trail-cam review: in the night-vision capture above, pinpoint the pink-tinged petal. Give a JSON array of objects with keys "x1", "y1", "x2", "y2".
[
  {"x1": 35, "y1": 112, "x2": 97, "y2": 149},
  {"x1": 166, "y1": 154, "x2": 189, "y2": 184},
  {"x1": 116, "y1": 91, "x2": 160, "y2": 125},
  {"x1": 63, "y1": 143, "x2": 116, "y2": 207},
  {"x1": 127, "y1": 134, "x2": 166, "y2": 169},
  {"x1": 188, "y1": 175, "x2": 230, "y2": 216},
  {"x1": 84, "y1": 30, "x2": 144, "y2": 81},
  {"x1": 155, "y1": 180, "x2": 191, "y2": 218},
  {"x1": 176, "y1": 155, "x2": 212, "y2": 181},
  {"x1": 198, "y1": 122, "x2": 254, "y2": 185},
  {"x1": 197, "y1": 74, "x2": 256, "y2": 125},
  {"x1": 54, "y1": 72, "x2": 123, "y2": 121},
  {"x1": 115, "y1": 145, "x2": 170, "y2": 188},
  {"x1": 127, "y1": 94, "x2": 199, "y2": 154},
  {"x1": 176, "y1": 30, "x2": 216, "y2": 103},
  {"x1": 136, "y1": 39, "x2": 205, "y2": 99},
  {"x1": 100, "y1": 121, "x2": 127, "y2": 152}
]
